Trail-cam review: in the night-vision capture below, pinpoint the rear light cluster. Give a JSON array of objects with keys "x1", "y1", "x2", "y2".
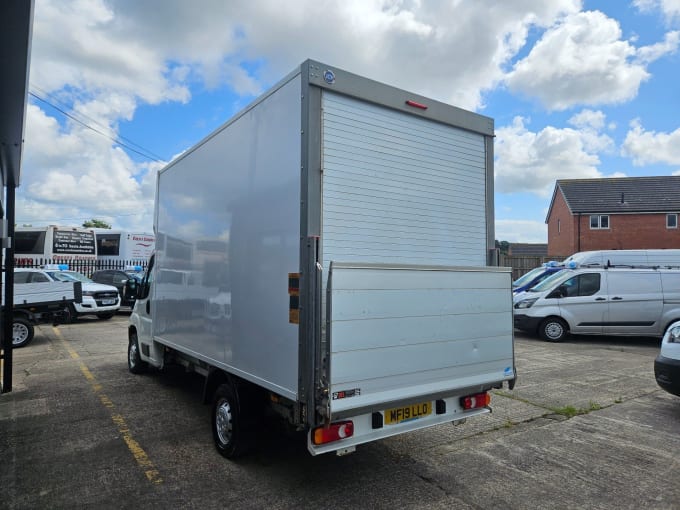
[
  {"x1": 460, "y1": 392, "x2": 491, "y2": 410},
  {"x1": 312, "y1": 420, "x2": 354, "y2": 445}
]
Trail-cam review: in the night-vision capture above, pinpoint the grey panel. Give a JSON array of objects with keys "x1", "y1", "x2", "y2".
[
  {"x1": 154, "y1": 74, "x2": 302, "y2": 399},
  {"x1": 305, "y1": 60, "x2": 493, "y2": 137}
]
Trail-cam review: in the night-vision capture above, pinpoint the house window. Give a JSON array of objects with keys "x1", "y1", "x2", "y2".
[
  {"x1": 557, "y1": 219, "x2": 561, "y2": 234},
  {"x1": 667, "y1": 214, "x2": 678, "y2": 229},
  {"x1": 590, "y1": 215, "x2": 609, "y2": 229}
]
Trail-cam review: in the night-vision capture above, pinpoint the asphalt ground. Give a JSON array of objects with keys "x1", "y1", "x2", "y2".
[{"x1": 1, "y1": 315, "x2": 679, "y2": 509}]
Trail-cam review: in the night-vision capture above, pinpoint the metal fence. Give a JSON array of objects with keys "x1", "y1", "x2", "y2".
[
  {"x1": 13, "y1": 258, "x2": 148, "y2": 277},
  {"x1": 499, "y1": 254, "x2": 568, "y2": 281}
]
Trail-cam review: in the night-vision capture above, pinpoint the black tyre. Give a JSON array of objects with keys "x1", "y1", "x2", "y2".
[
  {"x1": 539, "y1": 317, "x2": 568, "y2": 342},
  {"x1": 12, "y1": 317, "x2": 35, "y2": 348},
  {"x1": 212, "y1": 383, "x2": 250, "y2": 459},
  {"x1": 97, "y1": 312, "x2": 115, "y2": 320},
  {"x1": 127, "y1": 332, "x2": 147, "y2": 374},
  {"x1": 67, "y1": 304, "x2": 78, "y2": 323}
]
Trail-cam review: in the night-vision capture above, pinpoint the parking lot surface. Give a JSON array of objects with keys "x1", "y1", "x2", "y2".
[{"x1": 1, "y1": 315, "x2": 679, "y2": 509}]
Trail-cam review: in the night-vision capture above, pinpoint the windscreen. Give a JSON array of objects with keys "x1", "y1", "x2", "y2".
[{"x1": 14, "y1": 231, "x2": 46, "y2": 254}]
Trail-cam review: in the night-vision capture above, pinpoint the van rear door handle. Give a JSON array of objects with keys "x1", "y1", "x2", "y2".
[
  {"x1": 595, "y1": 297, "x2": 606, "y2": 301},
  {"x1": 611, "y1": 297, "x2": 623, "y2": 300}
]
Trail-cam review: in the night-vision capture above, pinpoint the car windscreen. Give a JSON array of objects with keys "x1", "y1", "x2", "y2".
[
  {"x1": 513, "y1": 267, "x2": 548, "y2": 288},
  {"x1": 47, "y1": 271, "x2": 79, "y2": 282},
  {"x1": 528, "y1": 270, "x2": 574, "y2": 293},
  {"x1": 64, "y1": 271, "x2": 93, "y2": 283}
]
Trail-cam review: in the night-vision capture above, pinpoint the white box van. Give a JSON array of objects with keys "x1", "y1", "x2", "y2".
[
  {"x1": 563, "y1": 249, "x2": 680, "y2": 268},
  {"x1": 513, "y1": 267, "x2": 680, "y2": 341}
]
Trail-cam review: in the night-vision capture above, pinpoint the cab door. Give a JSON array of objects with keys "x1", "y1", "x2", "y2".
[{"x1": 553, "y1": 272, "x2": 606, "y2": 335}]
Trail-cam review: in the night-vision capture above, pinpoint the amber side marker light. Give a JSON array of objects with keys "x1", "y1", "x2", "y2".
[
  {"x1": 312, "y1": 421, "x2": 354, "y2": 445},
  {"x1": 460, "y1": 392, "x2": 491, "y2": 410}
]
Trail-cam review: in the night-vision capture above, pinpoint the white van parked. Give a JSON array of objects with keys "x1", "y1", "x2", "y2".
[
  {"x1": 513, "y1": 267, "x2": 680, "y2": 342},
  {"x1": 563, "y1": 249, "x2": 680, "y2": 268},
  {"x1": 655, "y1": 321, "x2": 680, "y2": 397}
]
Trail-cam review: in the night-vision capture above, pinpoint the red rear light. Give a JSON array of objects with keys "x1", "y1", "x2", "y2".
[
  {"x1": 460, "y1": 392, "x2": 491, "y2": 410},
  {"x1": 312, "y1": 421, "x2": 354, "y2": 445}
]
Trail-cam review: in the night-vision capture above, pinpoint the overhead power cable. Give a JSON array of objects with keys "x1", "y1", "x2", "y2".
[{"x1": 28, "y1": 89, "x2": 165, "y2": 163}]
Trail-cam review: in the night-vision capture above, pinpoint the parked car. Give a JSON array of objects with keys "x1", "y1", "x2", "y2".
[
  {"x1": 90, "y1": 269, "x2": 141, "y2": 308},
  {"x1": 655, "y1": 321, "x2": 680, "y2": 397},
  {"x1": 15, "y1": 267, "x2": 120, "y2": 320}
]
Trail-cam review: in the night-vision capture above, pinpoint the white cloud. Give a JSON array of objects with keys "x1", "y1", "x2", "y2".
[
  {"x1": 495, "y1": 219, "x2": 547, "y2": 243},
  {"x1": 622, "y1": 119, "x2": 680, "y2": 165},
  {"x1": 19, "y1": 104, "x2": 158, "y2": 231},
  {"x1": 505, "y1": 10, "x2": 679, "y2": 110},
  {"x1": 495, "y1": 114, "x2": 613, "y2": 196},
  {"x1": 634, "y1": 0, "x2": 680, "y2": 25},
  {"x1": 21, "y1": 0, "x2": 585, "y2": 231}
]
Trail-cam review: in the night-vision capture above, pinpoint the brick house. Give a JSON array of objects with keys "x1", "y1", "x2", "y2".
[{"x1": 546, "y1": 176, "x2": 680, "y2": 257}]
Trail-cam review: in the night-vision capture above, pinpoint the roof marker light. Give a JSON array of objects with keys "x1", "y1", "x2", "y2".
[{"x1": 405, "y1": 100, "x2": 428, "y2": 110}]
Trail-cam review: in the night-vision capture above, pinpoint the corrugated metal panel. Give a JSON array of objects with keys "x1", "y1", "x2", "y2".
[
  {"x1": 321, "y1": 91, "x2": 488, "y2": 268},
  {"x1": 328, "y1": 265, "x2": 514, "y2": 415}
]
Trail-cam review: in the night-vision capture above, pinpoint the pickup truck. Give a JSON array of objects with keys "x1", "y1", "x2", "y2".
[{"x1": 3, "y1": 275, "x2": 81, "y2": 347}]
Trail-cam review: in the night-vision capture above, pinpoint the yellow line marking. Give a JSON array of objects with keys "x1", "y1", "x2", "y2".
[{"x1": 53, "y1": 326, "x2": 163, "y2": 484}]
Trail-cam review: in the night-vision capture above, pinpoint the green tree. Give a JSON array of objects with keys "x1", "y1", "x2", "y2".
[
  {"x1": 83, "y1": 219, "x2": 111, "y2": 229},
  {"x1": 495, "y1": 240, "x2": 510, "y2": 255}
]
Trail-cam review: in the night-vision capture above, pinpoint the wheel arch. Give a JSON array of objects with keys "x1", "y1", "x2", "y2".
[
  {"x1": 662, "y1": 318, "x2": 680, "y2": 336},
  {"x1": 203, "y1": 368, "x2": 236, "y2": 405}
]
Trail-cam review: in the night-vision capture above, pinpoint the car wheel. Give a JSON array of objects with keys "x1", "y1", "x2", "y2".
[
  {"x1": 212, "y1": 383, "x2": 250, "y2": 459},
  {"x1": 128, "y1": 332, "x2": 147, "y2": 374},
  {"x1": 12, "y1": 317, "x2": 35, "y2": 348},
  {"x1": 97, "y1": 312, "x2": 115, "y2": 320},
  {"x1": 539, "y1": 317, "x2": 568, "y2": 342},
  {"x1": 66, "y1": 304, "x2": 78, "y2": 323}
]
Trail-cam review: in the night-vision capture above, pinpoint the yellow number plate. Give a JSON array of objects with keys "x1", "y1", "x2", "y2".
[{"x1": 384, "y1": 401, "x2": 432, "y2": 425}]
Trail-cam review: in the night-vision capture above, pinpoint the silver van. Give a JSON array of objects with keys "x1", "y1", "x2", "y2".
[
  {"x1": 563, "y1": 249, "x2": 680, "y2": 268},
  {"x1": 513, "y1": 267, "x2": 680, "y2": 341}
]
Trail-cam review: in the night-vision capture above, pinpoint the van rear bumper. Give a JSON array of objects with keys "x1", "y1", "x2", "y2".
[
  {"x1": 655, "y1": 354, "x2": 680, "y2": 397},
  {"x1": 514, "y1": 314, "x2": 542, "y2": 333}
]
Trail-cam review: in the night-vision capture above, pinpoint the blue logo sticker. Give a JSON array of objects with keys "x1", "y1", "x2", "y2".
[
  {"x1": 323, "y1": 69, "x2": 335, "y2": 84},
  {"x1": 504, "y1": 366, "x2": 513, "y2": 376}
]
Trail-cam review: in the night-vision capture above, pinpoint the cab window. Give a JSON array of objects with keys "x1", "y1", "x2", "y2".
[{"x1": 559, "y1": 273, "x2": 601, "y2": 297}]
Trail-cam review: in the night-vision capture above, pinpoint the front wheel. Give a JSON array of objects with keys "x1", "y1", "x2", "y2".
[
  {"x1": 212, "y1": 383, "x2": 250, "y2": 459},
  {"x1": 128, "y1": 332, "x2": 147, "y2": 374},
  {"x1": 539, "y1": 317, "x2": 568, "y2": 342},
  {"x1": 12, "y1": 317, "x2": 35, "y2": 348}
]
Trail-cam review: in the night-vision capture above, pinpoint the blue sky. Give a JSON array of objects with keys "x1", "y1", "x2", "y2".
[{"x1": 19, "y1": 0, "x2": 680, "y2": 244}]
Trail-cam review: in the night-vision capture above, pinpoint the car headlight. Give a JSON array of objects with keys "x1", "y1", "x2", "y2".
[
  {"x1": 668, "y1": 325, "x2": 680, "y2": 343},
  {"x1": 82, "y1": 290, "x2": 95, "y2": 296},
  {"x1": 514, "y1": 298, "x2": 538, "y2": 309}
]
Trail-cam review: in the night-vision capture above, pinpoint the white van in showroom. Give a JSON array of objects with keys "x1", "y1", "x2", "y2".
[{"x1": 513, "y1": 266, "x2": 680, "y2": 342}]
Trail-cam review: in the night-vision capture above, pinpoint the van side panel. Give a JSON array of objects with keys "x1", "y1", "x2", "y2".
[
  {"x1": 154, "y1": 74, "x2": 302, "y2": 400},
  {"x1": 604, "y1": 271, "x2": 663, "y2": 335}
]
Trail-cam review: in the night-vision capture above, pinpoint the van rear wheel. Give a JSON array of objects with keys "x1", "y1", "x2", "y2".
[
  {"x1": 212, "y1": 383, "x2": 251, "y2": 459},
  {"x1": 539, "y1": 317, "x2": 568, "y2": 342}
]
